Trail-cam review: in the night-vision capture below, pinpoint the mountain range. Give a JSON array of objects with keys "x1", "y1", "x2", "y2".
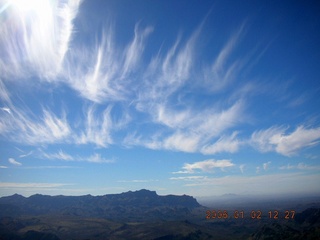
[
  {"x1": 0, "y1": 189, "x2": 201, "y2": 221},
  {"x1": 0, "y1": 189, "x2": 319, "y2": 239}
]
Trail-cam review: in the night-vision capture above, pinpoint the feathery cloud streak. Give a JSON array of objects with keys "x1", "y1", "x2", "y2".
[
  {"x1": 65, "y1": 24, "x2": 153, "y2": 103},
  {"x1": 8, "y1": 158, "x2": 22, "y2": 166},
  {"x1": 41, "y1": 150, "x2": 114, "y2": 163},
  {"x1": 0, "y1": 103, "x2": 71, "y2": 144},
  {"x1": 174, "y1": 159, "x2": 234, "y2": 174},
  {"x1": 251, "y1": 126, "x2": 320, "y2": 156},
  {"x1": 0, "y1": 0, "x2": 82, "y2": 80}
]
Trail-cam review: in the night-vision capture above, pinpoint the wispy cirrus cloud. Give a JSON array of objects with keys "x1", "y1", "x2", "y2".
[
  {"x1": 0, "y1": 107, "x2": 11, "y2": 114},
  {"x1": 0, "y1": 79, "x2": 11, "y2": 103},
  {"x1": 42, "y1": 150, "x2": 74, "y2": 161},
  {"x1": 65, "y1": 24, "x2": 153, "y2": 103},
  {"x1": 201, "y1": 131, "x2": 241, "y2": 155},
  {"x1": 203, "y1": 24, "x2": 246, "y2": 92},
  {"x1": 87, "y1": 153, "x2": 114, "y2": 163},
  {"x1": 122, "y1": 24, "x2": 153, "y2": 76},
  {"x1": 19, "y1": 151, "x2": 33, "y2": 158},
  {"x1": 41, "y1": 150, "x2": 114, "y2": 164},
  {"x1": 279, "y1": 162, "x2": 320, "y2": 171},
  {"x1": 170, "y1": 176, "x2": 207, "y2": 181},
  {"x1": 0, "y1": 81, "x2": 118, "y2": 147},
  {"x1": 8, "y1": 158, "x2": 22, "y2": 166},
  {"x1": 117, "y1": 179, "x2": 158, "y2": 183},
  {"x1": 65, "y1": 28, "x2": 122, "y2": 103},
  {"x1": 0, "y1": 84, "x2": 125, "y2": 148},
  {"x1": 76, "y1": 105, "x2": 113, "y2": 147},
  {"x1": 263, "y1": 161, "x2": 271, "y2": 170},
  {"x1": 174, "y1": 159, "x2": 234, "y2": 174},
  {"x1": 0, "y1": 105, "x2": 71, "y2": 144},
  {"x1": 139, "y1": 25, "x2": 201, "y2": 106},
  {"x1": 251, "y1": 125, "x2": 320, "y2": 156},
  {"x1": 0, "y1": 0, "x2": 82, "y2": 80},
  {"x1": 125, "y1": 100, "x2": 244, "y2": 153}
]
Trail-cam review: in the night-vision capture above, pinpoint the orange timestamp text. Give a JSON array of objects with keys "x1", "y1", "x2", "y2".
[{"x1": 205, "y1": 210, "x2": 295, "y2": 220}]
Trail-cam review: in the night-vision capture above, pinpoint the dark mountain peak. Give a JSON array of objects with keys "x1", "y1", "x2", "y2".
[
  {"x1": 10, "y1": 193, "x2": 25, "y2": 200},
  {"x1": 28, "y1": 193, "x2": 45, "y2": 198},
  {"x1": 0, "y1": 193, "x2": 26, "y2": 204},
  {"x1": 3, "y1": 193, "x2": 25, "y2": 199},
  {"x1": 162, "y1": 194, "x2": 200, "y2": 208},
  {"x1": 12, "y1": 193, "x2": 24, "y2": 198},
  {"x1": 28, "y1": 194, "x2": 53, "y2": 202},
  {"x1": 123, "y1": 189, "x2": 158, "y2": 197}
]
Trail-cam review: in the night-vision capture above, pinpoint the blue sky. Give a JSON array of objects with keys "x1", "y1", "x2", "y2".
[{"x1": 0, "y1": 0, "x2": 320, "y2": 198}]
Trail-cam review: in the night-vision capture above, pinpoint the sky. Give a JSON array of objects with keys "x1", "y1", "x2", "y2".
[{"x1": 0, "y1": 0, "x2": 320, "y2": 198}]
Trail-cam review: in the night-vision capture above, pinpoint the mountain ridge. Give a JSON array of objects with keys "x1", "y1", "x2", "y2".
[{"x1": 0, "y1": 189, "x2": 202, "y2": 221}]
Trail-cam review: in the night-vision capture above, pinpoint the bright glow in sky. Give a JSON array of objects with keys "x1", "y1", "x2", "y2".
[{"x1": 0, "y1": 0, "x2": 320, "y2": 197}]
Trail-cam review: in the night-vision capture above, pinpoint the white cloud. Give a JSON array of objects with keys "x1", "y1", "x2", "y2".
[
  {"x1": 181, "y1": 159, "x2": 234, "y2": 173},
  {"x1": 140, "y1": 26, "x2": 200, "y2": 104},
  {"x1": 0, "y1": 87, "x2": 120, "y2": 148},
  {"x1": 0, "y1": 106, "x2": 71, "y2": 144},
  {"x1": 272, "y1": 126, "x2": 320, "y2": 156},
  {"x1": 126, "y1": 100, "x2": 244, "y2": 154},
  {"x1": 201, "y1": 132, "x2": 241, "y2": 155},
  {"x1": 171, "y1": 170, "x2": 191, "y2": 174},
  {"x1": 170, "y1": 176, "x2": 207, "y2": 181},
  {"x1": 65, "y1": 28, "x2": 123, "y2": 103},
  {"x1": 42, "y1": 110, "x2": 71, "y2": 140},
  {"x1": 19, "y1": 151, "x2": 33, "y2": 158},
  {"x1": 279, "y1": 163, "x2": 320, "y2": 171},
  {"x1": 250, "y1": 126, "x2": 286, "y2": 152},
  {"x1": 133, "y1": 23, "x2": 204, "y2": 125},
  {"x1": 8, "y1": 158, "x2": 22, "y2": 166},
  {"x1": 87, "y1": 153, "x2": 114, "y2": 163},
  {"x1": 263, "y1": 161, "x2": 271, "y2": 170},
  {"x1": 41, "y1": 150, "x2": 114, "y2": 164},
  {"x1": 0, "y1": 166, "x2": 8, "y2": 169},
  {"x1": 65, "y1": 24, "x2": 152, "y2": 103},
  {"x1": 203, "y1": 24, "x2": 246, "y2": 92},
  {"x1": 1, "y1": 107, "x2": 11, "y2": 114},
  {"x1": 42, "y1": 150, "x2": 74, "y2": 161},
  {"x1": 0, "y1": 80, "x2": 11, "y2": 103},
  {"x1": 117, "y1": 179, "x2": 158, "y2": 183},
  {"x1": 122, "y1": 24, "x2": 153, "y2": 76},
  {"x1": 0, "y1": 0, "x2": 82, "y2": 80},
  {"x1": 251, "y1": 125, "x2": 320, "y2": 156},
  {"x1": 76, "y1": 106, "x2": 113, "y2": 147},
  {"x1": 163, "y1": 131, "x2": 200, "y2": 153}
]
